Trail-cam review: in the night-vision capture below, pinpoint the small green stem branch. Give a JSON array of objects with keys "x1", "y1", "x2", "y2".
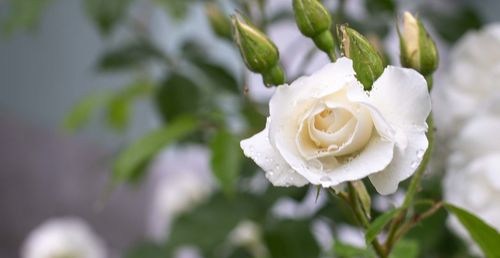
[
  {"x1": 394, "y1": 201, "x2": 443, "y2": 242},
  {"x1": 347, "y1": 183, "x2": 388, "y2": 258}
]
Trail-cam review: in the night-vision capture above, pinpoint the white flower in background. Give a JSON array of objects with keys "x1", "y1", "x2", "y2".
[
  {"x1": 444, "y1": 115, "x2": 500, "y2": 255},
  {"x1": 241, "y1": 57, "x2": 431, "y2": 195},
  {"x1": 433, "y1": 23, "x2": 500, "y2": 138},
  {"x1": 21, "y1": 217, "x2": 106, "y2": 258},
  {"x1": 229, "y1": 220, "x2": 262, "y2": 247},
  {"x1": 228, "y1": 220, "x2": 267, "y2": 257},
  {"x1": 147, "y1": 145, "x2": 215, "y2": 241},
  {"x1": 272, "y1": 186, "x2": 327, "y2": 219}
]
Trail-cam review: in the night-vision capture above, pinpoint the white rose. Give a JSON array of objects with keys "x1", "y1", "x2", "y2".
[
  {"x1": 241, "y1": 57, "x2": 431, "y2": 195},
  {"x1": 21, "y1": 217, "x2": 106, "y2": 258},
  {"x1": 444, "y1": 115, "x2": 500, "y2": 255},
  {"x1": 433, "y1": 23, "x2": 500, "y2": 138}
]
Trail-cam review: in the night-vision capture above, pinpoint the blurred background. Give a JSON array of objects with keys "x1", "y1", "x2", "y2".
[{"x1": 1, "y1": 0, "x2": 500, "y2": 257}]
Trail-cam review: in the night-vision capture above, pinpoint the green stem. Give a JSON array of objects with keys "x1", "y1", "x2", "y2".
[
  {"x1": 347, "y1": 183, "x2": 387, "y2": 258},
  {"x1": 394, "y1": 201, "x2": 443, "y2": 242}
]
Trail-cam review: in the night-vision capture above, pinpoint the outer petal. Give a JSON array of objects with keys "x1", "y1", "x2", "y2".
[
  {"x1": 276, "y1": 132, "x2": 395, "y2": 187},
  {"x1": 369, "y1": 66, "x2": 431, "y2": 129},
  {"x1": 240, "y1": 123, "x2": 308, "y2": 187},
  {"x1": 366, "y1": 66, "x2": 431, "y2": 195},
  {"x1": 369, "y1": 129, "x2": 428, "y2": 195}
]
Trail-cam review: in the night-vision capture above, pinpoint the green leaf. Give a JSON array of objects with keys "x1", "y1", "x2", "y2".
[
  {"x1": 422, "y1": 7, "x2": 482, "y2": 43},
  {"x1": 153, "y1": 0, "x2": 196, "y2": 20},
  {"x1": 155, "y1": 74, "x2": 202, "y2": 123},
  {"x1": 390, "y1": 239, "x2": 419, "y2": 258},
  {"x1": 264, "y1": 220, "x2": 320, "y2": 258},
  {"x1": 445, "y1": 204, "x2": 500, "y2": 258},
  {"x1": 210, "y1": 130, "x2": 242, "y2": 196},
  {"x1": 2, "y1": 0, "x2": 53, "y2": 35},
  {"x1": 84, "y1": 0, "x2": 133, "y2": 36},
  {"x1": 105, "y1": 79, "x2": 154, "y2": 131},
  {"x1": 365, "y1": 208, "x2": 401, "y2": 244},
  {"x1": 125, "y1": 242, "x2": 166, "y2": 258},
  {"x1": 112, "y1": 116, "x2": 198, "y2": 183},
  {"x1": 333, "y1": 241, "x2": 375, "y2": 258},
  {"x1": 193, "y1": 61, "x2": 240, "y2": 93},
  {"x1": 97, "y1": 40, "x2": 165, "y2": 71},
  {"x1": 166, "y1": 193, "x2": 267, "y2": 256},
  {"x1": 63, "y1": 92, "x2": 111, "y2": 132}
]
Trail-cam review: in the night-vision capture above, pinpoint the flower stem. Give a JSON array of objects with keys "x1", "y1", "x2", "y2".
[
  {"x1": 347, "y1": 183, "x2": 387, "y2": 258},
  {"x1": 394, "y1": 201, "x2": 443, "y2": 241}
]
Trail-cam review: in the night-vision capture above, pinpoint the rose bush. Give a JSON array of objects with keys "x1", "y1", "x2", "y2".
[
  {"x1": 444, "y1": 115, "x2": 500, "y2": 255},
  {"x1": 241, "y1": 57, "x2": 431, "y2": 195}
]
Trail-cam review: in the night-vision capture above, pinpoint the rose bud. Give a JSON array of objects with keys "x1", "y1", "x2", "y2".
[
  {"x1": 292, "y1": 0, "x2": 336, "y2": 60},
  {"x1": 205, "y1": 3, "x2": 232, "y2": 40},
  {"x1": 339, "y1": 25, "x2": 384, "y2": 90},
  {"x1": 399, "y1": 12, "x2": 439, "y2": 77},
  {"x1": 231, "y1": 14, "x2": 285, "y2": 87}
]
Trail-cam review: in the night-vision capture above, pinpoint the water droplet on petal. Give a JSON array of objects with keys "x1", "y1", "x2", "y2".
[
  {"x1": 411, "y1": 160, "x2": 419, "y2": 169},
  {"x1": 416, "y1": 149, "x2": 425, "y2": 159}
]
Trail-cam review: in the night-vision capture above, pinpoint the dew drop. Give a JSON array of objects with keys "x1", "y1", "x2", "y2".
[
  {"x1": 411, "y1": 160, "x2": 419, "y2": 169},
  {"x1": 416, "y1": 149, "x2": 425, "y2": 159}
]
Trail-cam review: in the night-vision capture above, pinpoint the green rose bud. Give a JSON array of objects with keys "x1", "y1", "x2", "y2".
[
  {"x1": 292, "y1": 0, "x2": 336, "y2": 60},
  {"x1": 205, "y1": 3, "x2": 232, "y2": 40},
  {"x1": 399, "y1": 12, "x2": 438, "y2": 76},
  {"x1": 339, "y1": 25, "x2": 384, "y2": 90},
  {"x1": 231, "y1": 14, "x2": 285, "y2": 86}
]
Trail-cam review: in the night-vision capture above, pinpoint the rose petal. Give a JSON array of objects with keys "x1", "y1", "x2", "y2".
[
  {"x1": 269, "y1": 57, "x2": 358, "y2": 144},
  {"x1": 369, "y1": 66, "x2": 431, "y2": 130},
  {"x1": 276, "y1": 132, "x2": 395, "y2": 187},
  {"x1": 369, "y1": 128, "x2": 428, "y2": 195},
  {"x1": 240, "y1": 123, "x2": 308, "y2": 187}
]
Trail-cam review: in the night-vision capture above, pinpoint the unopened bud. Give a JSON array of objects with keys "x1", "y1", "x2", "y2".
[
  {"x1": 339, "y1": 25, "x2": 384, "y2": 90},
  {"x1": 205, "y1": 3, "x2": 232, "y2": 40},
  {"x1": 231, "y1": 15, "x2": 285, "y2": 86},
  {"x1": 293, "y1": 0, "x2": 336, "y2": 60},
  {"x1": 399, "y1": 12, "x2": 438, "y2": 76}
]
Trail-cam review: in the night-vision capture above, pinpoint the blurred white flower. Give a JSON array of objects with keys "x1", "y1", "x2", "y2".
[
  {"x1": 21, "y1": 217, "x2": 106, "y2": 258},
  {"x1": 335, "y1": 224, "x2": 366, "y2": 248},
  {"x1": 241, "y1": 58, "x2": 431, "y2": 195},
  {"x1": 311, "y1": 219, "x2": 333, "y2": 251},
  {"x1": 272, "y1": 186, "x2": 327, "y2": 219},
  {"x1": 228, "y1": 220, "x2": 262, "y2": 247},
  {"x1": 372, "y1": 190, "x2": 405, "y2": 212},
  {"x1": 228, "y1": 220, "x2": 267, "y2": 258},
  {"x1": 147, "y1": 145, "x2": 215, "y2": 241},
  {"x1": 444, "y1": 115, "x2": 500, "y2": 255},
  {"x1": 433, "y1": 23, "x2": 500, "y2": 138}
]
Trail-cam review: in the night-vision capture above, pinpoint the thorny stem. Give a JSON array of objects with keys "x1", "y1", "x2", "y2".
[{"x1": 347, "y1": 183, "x2": 388, "y2": 258}]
